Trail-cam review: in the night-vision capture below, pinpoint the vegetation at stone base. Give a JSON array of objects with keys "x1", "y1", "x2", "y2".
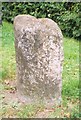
[
  {"x1": 17, "y1": 103, "x2": 45, "y2": 118},
  {"x1": 1, "y1": 21, "x2": 80, "y2": 118},
  {"x1": 2, "y1": 2, "x2": 81, "y2": 40}
]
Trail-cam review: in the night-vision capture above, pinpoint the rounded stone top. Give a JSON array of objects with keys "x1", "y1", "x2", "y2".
[{"x1": 14, "y1": 14, "x2": 63, "y2": 39}]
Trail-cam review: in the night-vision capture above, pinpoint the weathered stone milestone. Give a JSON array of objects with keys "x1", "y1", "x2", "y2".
[{"x1": 14, "y1": 15, "x2": 64, "y2": 105}]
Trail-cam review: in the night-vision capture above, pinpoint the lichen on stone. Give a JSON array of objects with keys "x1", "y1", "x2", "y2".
[{"x1": 14, "y1": 15, "x2": 64, "y2": 106}]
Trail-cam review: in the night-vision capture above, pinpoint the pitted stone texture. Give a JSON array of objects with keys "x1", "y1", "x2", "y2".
[{"x1": 14, "y1": 15, "x2": 64, "y2": 105}]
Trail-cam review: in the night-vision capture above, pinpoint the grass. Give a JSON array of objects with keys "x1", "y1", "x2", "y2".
[
  {"x1": 1, "y1": 21, "x2": 80, "y2": 118},
  {"x1": 62, "y1": 37, "x2": 79, "y2": 98},
  {"x1": 17, "y1": 103, "x2": 45, "y2": 118},
  {"x1": 1, "y1": 22, "x2": 16, "y2": 80}
]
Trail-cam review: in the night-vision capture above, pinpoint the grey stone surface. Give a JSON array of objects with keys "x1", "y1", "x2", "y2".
[{"x1": 14, "y1": 15, "x2": 64, "y2": 105}]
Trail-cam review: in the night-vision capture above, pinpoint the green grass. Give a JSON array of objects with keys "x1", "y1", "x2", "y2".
[
  {"x1": 1, "y1": 21, "x2": 80, "y2": 118},
  {"x1": 17, "y1": 103, "x2": 45, "y2": 118},
  {"x1": 62, "y1": 38, "x2": 79, "y2": 98},
  {"x1": 1, "y1": 21, "x2": 16, "y2": 80}
]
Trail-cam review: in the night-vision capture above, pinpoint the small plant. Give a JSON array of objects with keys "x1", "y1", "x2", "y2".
[{"x1": 71, "y1": 106, "x2": 79, "y2": 118}]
